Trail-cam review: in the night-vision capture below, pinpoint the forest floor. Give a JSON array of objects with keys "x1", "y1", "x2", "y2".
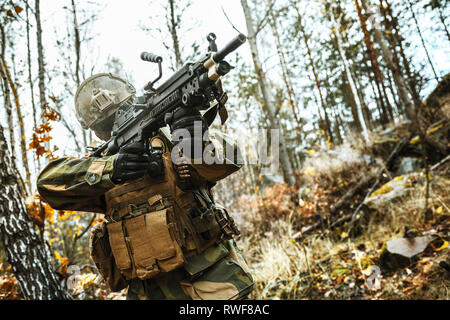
[{"x1": 236, "y1": 119, "x2": 450, "y2": 300}]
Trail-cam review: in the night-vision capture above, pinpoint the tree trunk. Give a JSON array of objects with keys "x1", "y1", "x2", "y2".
[
  {"x1": 362, "y1": 56, "x2": 386, "y2": 125},
  {"x1": 381, "y1": 0, "x2": 418, "y2": 101},
  {"x1": 267, "y1": 0, "x2": 302, "y2": 133},
  {"x1": 0, "y1": 24, "x2": 16, "y2": 165},
  {"x1": 71, "y1": 0, "x2": 81, "y2": 87},
  {"x1": 25, "y1": 2, "x2": 40, "y2": 173},
  {"x1": 2, "y1": 55, "x2": 31, "y2": 193},
  {"x1": 241, "y1": 0, "x2": 295, "y2": 186},
  {"x1": 70, "y1": 0, "x2": 87, "y2": 148},
  {"x1": 0, "y1": 125, "x2": 71, "y2": 300},
  {"x1": 360, "y1": 0, "x2": 416, "y2": 122},
  {"x1": 437, "y1": 6, "x2": 450, "y2": 43},
  {"x1": 330, "y1": 12, "x2": 369, "y2": 140},
  {"x1": 386, "y1": 67, "x2": 403, "y2": 114},
  {"x1": 355, "y1": 0, "x2": 392, "y2": 124},
  {"x1": 324, "y1": 70, "x2": 346, "y2": 143},
  {"x1": 168, "y1": 0, "x2": 183, "y2": 68},
  {"x1": 35, "y1": 0, "x2": 46, "y2": 114},
  {"x1": 292, "y1": 2, "x2": 333, "y2": 143},
  {"x1": 25, "y1": 8, "x2": 40, "y2": 177},
  {"x1": 351, "y1": 65, "x2": 373, "y2": 131},
  {"x1": 25, "y1": 2, "x2": 38, "y2": 132}
]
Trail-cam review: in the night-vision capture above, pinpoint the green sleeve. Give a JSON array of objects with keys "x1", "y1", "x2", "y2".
[{"x1": 37, "y1": 155, "x2": 116, "y2": 213}]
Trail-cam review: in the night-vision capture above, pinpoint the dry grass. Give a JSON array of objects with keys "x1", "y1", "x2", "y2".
[{"x1": 235, "y1": 151, "x2": 450, "y2": 300}]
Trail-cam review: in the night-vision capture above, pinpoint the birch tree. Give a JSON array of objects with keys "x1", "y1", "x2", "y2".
[
  {"x1": 0, "y1": 22, "x2": 16, "y2": 165},
  {"x1": 241, "y1": 0, "x2": 296, "y2": 186},
  {"x1": 292, "y1": 1, "x2": 333, "y2": 143},
  {"x1": 267, "y1": 0, "x2": 302, "y2": 132},
  {"x1": 35, "y1": 0, "x2": 46, "y2": 116},
  {"x1": 328, "y1": 8, "x2": 369, "y2": 141},
  {"x1": 2, "y1": 50, "x2": 31, "y2": 193},
  {"x1": 25, "y1": 1, "x2": 39, "y2": 150},
  {"x1": 0, "y1": 124, "x2": 71, "y2": 300}
]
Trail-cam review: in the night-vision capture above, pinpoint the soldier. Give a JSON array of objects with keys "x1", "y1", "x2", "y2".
[{"x1": 37, "y1": 73, "x2": 254, "y2": 300}]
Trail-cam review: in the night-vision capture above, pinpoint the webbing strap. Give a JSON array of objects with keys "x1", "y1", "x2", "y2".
[
  {"x1": 108, "y1": 190, "x2": 172, "y2": 211},
  {"x1": 106, "y1": 175, "x2": 167, "y2": 199}
]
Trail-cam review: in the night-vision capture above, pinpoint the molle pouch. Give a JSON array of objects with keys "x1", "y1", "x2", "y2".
[
  {"x1": 124, "y1": 214, "x2": 159, "y2": 279},
  {"x1": 190, "y1": 207, "x2": 221, "y2": 242},
  {"x1": 124, "y1": 207, "x2": 186, "y2": 280},
  {"x1": 106, "y1": 220, "x2": 134, "y2": 279},
  {"x1": 89, "y1": 222, "x2": 129, "y2": 292},
  {"x1": 189, "y1": 204, "x2": 240, "y2": 245}
]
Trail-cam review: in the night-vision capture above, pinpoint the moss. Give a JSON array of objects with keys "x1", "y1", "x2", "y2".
[{"x1": 369, "y1": 183, "x2": 393, "y2": 198}]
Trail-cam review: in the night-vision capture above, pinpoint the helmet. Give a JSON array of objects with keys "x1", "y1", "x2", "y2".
[{"x1": 74, "y1": 73, "x2": 136, "y2": 140}]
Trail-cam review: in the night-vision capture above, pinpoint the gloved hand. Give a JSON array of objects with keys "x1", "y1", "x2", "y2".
[
  {"x1": 111, "y1": 142, "x2": 162, "y2": 184},
  {"x1": 166, "y1": 107, "x2": 209, "y2": 159}
]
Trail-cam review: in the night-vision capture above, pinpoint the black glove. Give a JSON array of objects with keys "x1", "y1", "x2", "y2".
[
  {"x1": 111, "y1": 142, "x2": 163, "y2": 184},
  {"x1": 166, "y1": 107, "x2": 209, "y2": 159}
]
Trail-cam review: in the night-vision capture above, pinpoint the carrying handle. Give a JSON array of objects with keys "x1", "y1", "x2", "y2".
[
  {"x1": 140, "y1": 52, "x2": 163, "y2": 63},
  {"x1": 141, "y1": 52, "x2": 163, "y2": 92}
]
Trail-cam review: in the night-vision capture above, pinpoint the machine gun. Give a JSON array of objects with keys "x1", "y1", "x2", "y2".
[{"x1": 90, "y1": 32, "x2": 247, "y2": 158}]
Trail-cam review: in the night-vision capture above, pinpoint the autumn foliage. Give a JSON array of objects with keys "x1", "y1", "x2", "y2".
[{"x1": 28, "y1": 104, "x2": 60, "y2": 160}]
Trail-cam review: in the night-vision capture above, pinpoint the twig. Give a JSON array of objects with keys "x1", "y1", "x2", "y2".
[
  {"x1": 434, "y1": 196, "x2": 450, "y2": 214},
  {"x1": 220, "y1": 6, "x2": 242, "y2": 34},
  {"x1": 253, "y1": 1, "x2": 276, "y2": 37},
  {"x1": 330, "y1": 174, "x2": 374, "y2": 215},
  {"x1": 430, "y1": 154, "x2": 450, "y2": 171},
  {"x1": 69, "y1": 213, "x2": 96, "y2": 261}
]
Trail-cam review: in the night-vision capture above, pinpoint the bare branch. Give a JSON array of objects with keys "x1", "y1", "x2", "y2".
[
  {"x1": 221, "y1": 5, "x2": 243, "y2": 34},
  {"x1": 69, "y1": 213, "x2": 96, "y2": 262},
  {"x1": 253, "y1": 0, "x2": 276, "y2": 37}
]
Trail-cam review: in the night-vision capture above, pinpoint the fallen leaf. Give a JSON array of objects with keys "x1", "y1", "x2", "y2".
[{"x1": 430, "y1": 240, "x2": 448, "y2": 252}]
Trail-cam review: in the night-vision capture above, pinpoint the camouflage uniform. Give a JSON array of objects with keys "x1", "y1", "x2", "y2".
[
  {"x1": 37, "y1": 130, "x2": 254, "y2": 300},
  {"x1": 126, "y1": 240, "x2": 254, "y2": 300}
]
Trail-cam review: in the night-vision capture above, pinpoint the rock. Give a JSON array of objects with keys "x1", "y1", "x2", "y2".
[
  {"x1": 364, "y1": 172, "x2": 427, "y2": 208},
  {"x1": 379, "y1": 236, "x2": 435, "y2": 270},
  {"x1": 364, "y1": 175, "x2": 411, "y2": 208},
  {"x1": 386, "y1": 236, "x2": 434, "y2": 258},
  {"x1": 394, "y1": 157, "x2": 421, "y2": 176},
  {"x1": 363, "y1": 154, "x2": 373, "y2": 166}
]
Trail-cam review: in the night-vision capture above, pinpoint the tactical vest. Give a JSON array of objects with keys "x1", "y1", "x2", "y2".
[{"x1": 96, "y1": 150, "x2": 239, "y2": 282}]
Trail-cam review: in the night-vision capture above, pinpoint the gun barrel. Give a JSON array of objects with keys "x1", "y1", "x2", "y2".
[
  {"x1": 141, "y1": 52, "x2": 163, "y2": 63},
  {"x1": 213, "y1": 33, "x2": 247, "y2": 62}
]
